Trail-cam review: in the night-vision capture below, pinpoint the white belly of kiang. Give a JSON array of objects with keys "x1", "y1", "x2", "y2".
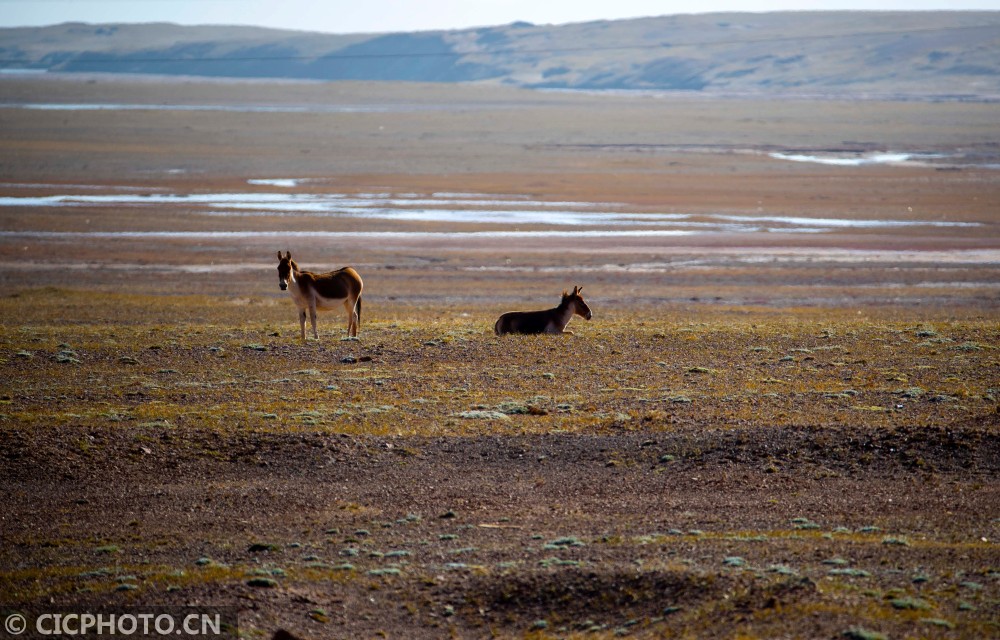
[{"x1": 314, "y1": 295, "x2": 347, "y2": 310}]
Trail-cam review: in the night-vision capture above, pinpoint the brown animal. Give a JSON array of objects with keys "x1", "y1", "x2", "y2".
[
  {"x1": 494, "y1": 286, "x2": 593, "y2": 335},
  {"x1": 276, "y1": 251, "x2": 363, "y2": 340}
]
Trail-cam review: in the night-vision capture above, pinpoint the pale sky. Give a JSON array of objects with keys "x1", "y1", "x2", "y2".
[{"x1": 2, "y1": 0, "x2": 998, "y2": 34}]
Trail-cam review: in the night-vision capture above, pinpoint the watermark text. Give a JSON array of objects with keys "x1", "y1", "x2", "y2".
[{"x1": 2, "y1": 608, "x2": 237, "y2": 639}]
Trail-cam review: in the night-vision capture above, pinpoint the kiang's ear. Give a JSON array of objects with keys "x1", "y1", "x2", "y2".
[
  {"x1": 277, "y1": 251, "x2": 283, "y2": 260},
  {"x1": 285, "y1": 251, "x2": 292, "y2": 260}
]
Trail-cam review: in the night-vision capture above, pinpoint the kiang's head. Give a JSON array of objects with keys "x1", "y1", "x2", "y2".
[
  {"x1": 563, "y1": 286, "x2": 593, "y2": 320},
  {"x1": 276, "y1": 251, "x2": 293, "y2": 290}
]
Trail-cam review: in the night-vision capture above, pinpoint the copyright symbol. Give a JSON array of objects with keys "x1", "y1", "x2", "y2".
[{"x1": 4, "y1": 613, "x2": 27, "y2": 635}]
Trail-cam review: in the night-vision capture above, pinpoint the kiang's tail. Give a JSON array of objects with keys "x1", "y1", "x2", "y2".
[
  {"x1": 494, "y1": 315, "x2": 505, "y2": 336},
  {"x1": 355, "y1": 296, "x2": 362, "y2": 327}
]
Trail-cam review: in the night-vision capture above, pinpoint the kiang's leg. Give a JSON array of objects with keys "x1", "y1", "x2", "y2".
[{"x1": 344, "y1": 299, "x2": 357, "y2": 337}]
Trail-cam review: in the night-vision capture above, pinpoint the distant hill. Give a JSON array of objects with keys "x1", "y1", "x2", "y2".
[{"x1": 2, "y1": 12, "x2": 999, "y2": 97}]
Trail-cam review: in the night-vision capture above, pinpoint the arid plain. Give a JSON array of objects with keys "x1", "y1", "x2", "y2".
[{"x1": 1, "y1": 76, "x2": 998, "y2": 639}]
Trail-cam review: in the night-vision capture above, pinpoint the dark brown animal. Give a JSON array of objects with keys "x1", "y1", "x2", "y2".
[
  {"x1": 276, "y1": 251, "x2": 363, "y2": 340},
  {"x1": 494, "y1": 286, "x2": 593, "y2": 335}
]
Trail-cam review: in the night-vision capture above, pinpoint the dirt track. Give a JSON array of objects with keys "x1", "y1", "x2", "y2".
[{"x1": 4, "y1": 423, "x2": 998, "y2": 638}]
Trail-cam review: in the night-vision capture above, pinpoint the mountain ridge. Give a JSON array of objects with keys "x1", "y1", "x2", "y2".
[{"x1": 2, "y1": 12, "x2": 998, "y2": 97}]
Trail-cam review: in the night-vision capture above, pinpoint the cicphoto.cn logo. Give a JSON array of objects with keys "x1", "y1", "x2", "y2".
[{"x1": 1, "y1": 608, "x2": 238, "y2": 639}]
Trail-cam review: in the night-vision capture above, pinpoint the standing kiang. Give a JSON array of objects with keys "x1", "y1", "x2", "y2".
[{"x1": 276, "y1": 251, "x2": 363, "y2": 340}]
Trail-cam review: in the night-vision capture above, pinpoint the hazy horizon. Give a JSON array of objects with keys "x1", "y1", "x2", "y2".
[{"x1": 2, "y1": 1, "x2": 998, "y2": 35}]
